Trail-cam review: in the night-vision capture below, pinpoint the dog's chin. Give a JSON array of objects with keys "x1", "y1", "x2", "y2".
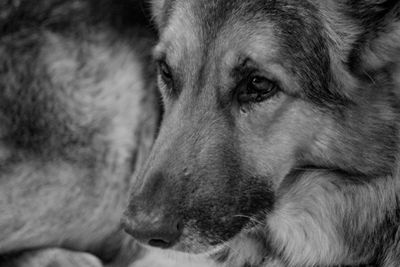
[
  {"x1": 171, "y1": 237, "x2": 221, "y2": 255},
  {"x1": 170, "y1": 221, "x2": 259, "y2": 255}
]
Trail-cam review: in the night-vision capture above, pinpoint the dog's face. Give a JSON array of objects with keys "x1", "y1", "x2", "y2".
[{"x1": 124, "y1": 0, "x2": 399, "y2": 256}]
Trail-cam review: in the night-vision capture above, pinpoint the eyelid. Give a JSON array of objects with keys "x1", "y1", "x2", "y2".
[
  {"x1": 155, "y1": 57, "x2": 179, "y2": 98},
  {"x1": 155, "y1": 57, "x2": 168, "y2": 67},
  {"x1": 154, "y1": 55, "x2": 173, "y2": 76}
]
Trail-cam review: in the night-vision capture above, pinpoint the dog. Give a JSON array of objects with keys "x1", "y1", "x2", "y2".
[
  {"x1": 0, "y1": 0, "x2": 169, "y2": 266},
  {"x1": 123, "y1": 0, "x2": 400, "y2": 266}
]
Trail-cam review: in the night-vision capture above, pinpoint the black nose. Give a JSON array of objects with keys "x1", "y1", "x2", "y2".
[{"x1": 122, "y1": 214, "x2": 183, "y2": 249}]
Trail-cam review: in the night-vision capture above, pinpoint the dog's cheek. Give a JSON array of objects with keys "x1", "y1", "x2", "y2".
[{"x1": 235, "y1": 100, "x2": 296, "y2": 187}]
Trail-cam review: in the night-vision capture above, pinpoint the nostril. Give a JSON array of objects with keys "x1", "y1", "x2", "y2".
[
  {"x1": 148, "y1": 238, "x2": 172, "y2": 248},
  {"x1": 147, "y1": 220, "x2": 183, "y2": 249},
  {"x1": 122, "y1": 214, "x2": 184, "y2": 249},
  {"x1": 176, "y1": 220, "x2": 183, "y2": 232}
]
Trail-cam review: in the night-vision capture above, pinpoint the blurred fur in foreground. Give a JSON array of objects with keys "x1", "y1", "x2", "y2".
[{"x1": 0, "y1": 0, "x2": 165, "y2": 266}]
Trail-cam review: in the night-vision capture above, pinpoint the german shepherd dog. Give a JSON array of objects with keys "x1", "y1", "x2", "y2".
[{"x1": 123, "y1": 0, "x2": 400, "y2": 266}]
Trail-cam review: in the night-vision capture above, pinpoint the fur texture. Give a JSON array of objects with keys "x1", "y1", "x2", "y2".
[
  {"x1": 0, "y1": 0, "x2": 169, "y2": 266},
  {"x1": 124, "y1": 0, "x2": 400, "y2": 266}
]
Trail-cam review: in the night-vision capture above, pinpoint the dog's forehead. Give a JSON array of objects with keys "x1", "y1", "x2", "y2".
[
  {"x1": 159, "y1": 0, "x2": 264, "y2": 44},
  {"x1": 157, "y1": 0, "x2": 322, "y2": 62},
  {"x1": 157, "y1": 0, "x2": 280, "y2": 67}
]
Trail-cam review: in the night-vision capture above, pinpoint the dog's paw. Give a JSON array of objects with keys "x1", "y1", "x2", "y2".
[{"x1": 2, "y1": 248, "x2": 103, "y2": 267}]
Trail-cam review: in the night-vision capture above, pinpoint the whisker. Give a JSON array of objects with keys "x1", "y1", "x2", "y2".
[{"x1": 233, "y1": 214, "x2": 265, "y2": 226}]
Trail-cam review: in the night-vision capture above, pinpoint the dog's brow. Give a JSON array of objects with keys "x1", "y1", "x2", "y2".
[
  {"x1": 230, "y1": 57, "x2": 265, "y2": 77},
  {"x1": 238, "y1": 57, "x2": 256, "y2": 70}
]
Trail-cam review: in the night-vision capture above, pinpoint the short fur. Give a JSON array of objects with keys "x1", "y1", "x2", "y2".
[{"x1": 124, "y1": 0, "x2": 400, "y2": 266}]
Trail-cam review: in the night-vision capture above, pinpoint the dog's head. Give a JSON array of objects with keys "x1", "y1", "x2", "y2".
[{"x1": 123, "y1": 0, "x2": 400, "y2": 256}]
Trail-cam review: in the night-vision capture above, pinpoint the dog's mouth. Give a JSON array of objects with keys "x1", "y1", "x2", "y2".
[
  {"x1": 152, "y1": 221, "x2": 267, "y2": 267},
  {"x1": 170, "y1": 228, "x2": 221, "y2": 254},
  {"x1": 167, "y1": 213, "x2": 265, "y2": 255},
  {"x1": 140, "y1": 224, "x2": 266, "y2": 267}
]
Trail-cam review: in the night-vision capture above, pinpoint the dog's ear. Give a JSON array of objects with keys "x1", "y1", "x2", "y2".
[
  {"x1": 343, "y1": 0, "x2": 400, "y2": 75},
  {"x1": 150, "y1": 0, "x2": 166, "y2": 28}
]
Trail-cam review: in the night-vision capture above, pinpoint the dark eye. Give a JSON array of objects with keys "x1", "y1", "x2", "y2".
[
  {"x1": 158, "y1": 60, "x2": 173, "y2": 84},
  {"x1": 238, "y1": 76, "x2": 278, "y2": 104}
]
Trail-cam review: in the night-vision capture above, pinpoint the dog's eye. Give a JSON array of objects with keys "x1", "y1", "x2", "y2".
[
  {"x1": 238, "y1": 76, "x2": 278, "y2": 104},
  {"x1": 157, "y1": 60, "x2": 173, "y2": 84}
]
